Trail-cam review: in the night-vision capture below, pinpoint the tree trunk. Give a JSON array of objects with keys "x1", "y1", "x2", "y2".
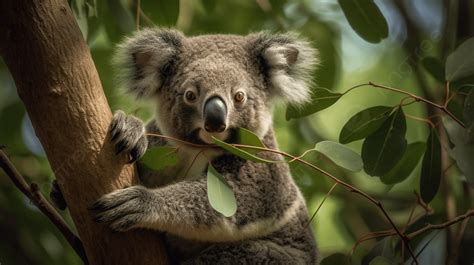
[{"x1": 0, "y1": 0, "x2": 169, "y2": 264}]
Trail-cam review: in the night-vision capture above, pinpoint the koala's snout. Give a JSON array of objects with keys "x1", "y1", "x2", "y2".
[{"x1": 203, "y1": 96, "x2": 227, "y2": 133}]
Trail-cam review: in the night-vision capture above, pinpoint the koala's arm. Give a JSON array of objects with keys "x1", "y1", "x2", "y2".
[{"x1": 91, "y1": 156, "x2": 301, "y2": 242}]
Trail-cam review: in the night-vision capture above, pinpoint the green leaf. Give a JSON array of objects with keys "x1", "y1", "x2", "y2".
[
  {"x1": 380, "y1": 142, "x2": 426, "y2": 185},
  {"x1": 140, "y1": 0, "x2": 179, "y2": 26},
  {"x1": 362, "y1": 107, "x2": 407, "y2": 176},
  {"x1": 446, "y1": 37, "x2": 474, "y2": 81},
  {"x1": 238, "y1": 127, "x2": 265, "y2": 154},
  {"x1": 139, "y1": 146, "x2": 178, "y2": 171},
  {"x1": 443, "y1": 116, "x2": 474, "y2": 187},
  {"x1": 339, "y1": 106, "x2": 394, "y2": 144},
  {"x1": 338, "y1": 0, "x2": 388, "y2": 43},
  {"x1": 212, "y1": 137, "x2": 279, "y2": 163},
  {"x1": 320, "y1": 253, "x2": 350, "y2": 265},
  {"x1": 286, "y1": 88, "x2": 343, "y2": 120},
  {"x1": 314, "y1": 141, "x2": 363, "y2": 172},
  {"x1": 369, "y1": 256, "x2": 396, "y2": 265},
  {"x1": 420, "y1": 129, "x2": 442, "y2": 203},
  {"x1": 421, "y1": 56, "x2": 445, "y2": 83},
  {"x1": 207, "y1": 164, "x2": 237, "y2": 217},
  {"x1": 361, "y1": 237, "x2": 398, "y2": 265}
]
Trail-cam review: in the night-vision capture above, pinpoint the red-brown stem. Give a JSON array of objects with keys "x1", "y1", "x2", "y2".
[
  {"x1": 367, "y1": 82, "x2": 465, "y2": 128},
  {"x1": 145, "y1": 133, "x2": 419, "y2": 263}
]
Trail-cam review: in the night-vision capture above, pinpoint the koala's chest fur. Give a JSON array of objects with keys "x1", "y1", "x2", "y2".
[{"x1": 139, "y1": 144, "x2": 221, "y2": 187}]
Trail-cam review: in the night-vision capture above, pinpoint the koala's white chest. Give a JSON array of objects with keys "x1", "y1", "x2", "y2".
[
  {"x1": 144, "y1": 147, "x2": 216, "y2": 186},
  {"x1": 173, "y1": 147, "x2": 211, "y2": 180}
]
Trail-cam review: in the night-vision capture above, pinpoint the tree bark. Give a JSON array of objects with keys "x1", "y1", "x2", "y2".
[{"x1": 0, "y1": 0, "x2": 168, "y2": 264}]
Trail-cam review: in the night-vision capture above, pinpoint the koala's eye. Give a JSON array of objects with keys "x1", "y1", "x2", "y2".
[
  {"x1": 234, "y1": 91, "x2": 245, "y2": 103},
  {"x1": 185, "y1": 90, "x2": 197, "y2": 102}
]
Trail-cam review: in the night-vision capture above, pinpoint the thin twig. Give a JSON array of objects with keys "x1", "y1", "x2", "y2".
[
  {"x1": 351, "y1": 229, "x2": 397, "y2": 255},
  {"x1": 405, "y1": 114, "x2": 436, "y2": 128},
  {"x1": 408, "y1": 209, "x2": 474, "y2": 238},
  {"x1": 135, "y1": 0, "x2": 141, "y2": 31},
  {"x1": 0, "y1": 148, "x2": 88, "y2": 264},
  {"x1": 414, "y1": 190, "x2": 433, "y2": 215},
  {"x1": 146, "y1": 133, "x2": 419, "y2": 263},
  {"x1": 367, "y1": 82, "x2": 465, "y2": 128},
  {"x1": 351, "y1": 208, "x2": 473, "y2": 257},
  {"x1": 341, "y1": 82, "x2": 465, "y2": 128},
  {"x1": 444, "y1": 82, "x2": 450, "y2": 107},
  {"x1": 182, "y1": 149, "x2": 205, "y2": 179},
  {"x1": 307, "y1": 183, "x2": 338, "y2": 227}
]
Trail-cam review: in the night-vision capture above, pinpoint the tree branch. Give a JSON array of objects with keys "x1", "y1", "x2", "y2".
[
  {"x1": 0, "y1": 148, "x2": 88, "y2": 264},
  {"x1": 407, "y1": 209, "x2": 474, "y2": 239}
]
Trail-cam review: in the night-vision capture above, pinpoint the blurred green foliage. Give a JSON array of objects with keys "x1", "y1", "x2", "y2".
[{"x1": 0, "y1": 0, "x2": 473, "y2": 264}]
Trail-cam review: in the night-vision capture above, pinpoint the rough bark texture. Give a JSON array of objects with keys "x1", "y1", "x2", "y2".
[{"x1": 0, "y1": 0, "x2": 168, "y2": 264}]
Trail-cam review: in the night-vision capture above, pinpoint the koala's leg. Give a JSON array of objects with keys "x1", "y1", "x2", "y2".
[
  {"x1": 180, "y1": 240, "x2": 307, "y2": 265},
  {"x1": 90, "y1": 175, "x2": 299, "y2": 242},
  {"x1": 109, "y1": 110, "x2": 148, "y2": 163},
  {"x1": 90, "y1": 179, "x2": 215, "y2": 233}
]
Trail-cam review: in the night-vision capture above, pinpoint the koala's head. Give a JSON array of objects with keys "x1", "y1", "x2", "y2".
[{"x1": 114, "y1": 28, "x2": 317, "y2": 145}]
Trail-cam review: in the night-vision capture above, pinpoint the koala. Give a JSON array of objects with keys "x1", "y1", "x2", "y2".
[{"x1": 89, "y1": 28, "x2": 319, "y2": 264}]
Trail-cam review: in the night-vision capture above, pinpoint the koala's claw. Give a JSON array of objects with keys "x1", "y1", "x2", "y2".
[
  {"x1": 109, "y1": 111, "x2": 148, "y2": 163},
  {"x1": 90, "y1": 186, "x2": 150, "y2": 232}
]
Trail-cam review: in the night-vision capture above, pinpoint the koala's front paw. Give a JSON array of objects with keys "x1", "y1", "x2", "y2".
[
  {"x1": 89, "y1": 186, "x2": 152, "y2": 232},
  {"x1": 109, "y1": 110, "x2": 148, "y2": 163}
]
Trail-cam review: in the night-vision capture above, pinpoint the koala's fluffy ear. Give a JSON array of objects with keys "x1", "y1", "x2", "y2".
[
  {"x1": 113, "y1": 28, "x2": 184, "y2": 98},
  {"x1": 252, "y1": 33, "x2": 318, "y2": 105}
]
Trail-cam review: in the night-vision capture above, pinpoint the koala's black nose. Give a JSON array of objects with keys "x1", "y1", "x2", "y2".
[{"x1": 203, "y1": 96, "x2": 227, "y2": 133}]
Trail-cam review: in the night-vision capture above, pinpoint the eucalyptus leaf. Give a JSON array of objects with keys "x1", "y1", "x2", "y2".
[
  {"x1": 320, "y1": 253, "x2": 350, "y2": 265},
  {"x1": 212, "y1": 137, "x2": 279, "y2": 163},
  {"x1": 286, "y1": 88, "x2": 342, "y2": 120},
  {"x1": 238, "y1": 127, "x2": 265, "y2": 154},
  {"x1": 446, "y1": 37, "x2": 474, "y2": 81},
  {"x1": 207, "y1": 164, "x2": 237, "y2": 217},
  {"x1": 380, "y1": 142, "x2": 426, "y2": 185},
  {"x1": 314, "y1": 141, "x2": 363, "y2": 172},
  {"x1": 139, "y1": 146, "x2": 178, "y2": 171},
  {"x1": 362, "y1": 107, "x2": 407, "y2": 176},
  {"x1": 420, "y1": 129, "x2": 442, "y2": 203},
  {"x1": 369, "y1": 256, "x2": 395, "y2": 265},
  {"x1": 338, "y1": 0, "x2": 388, "y2": 43},
  {"x1": 339, "y1": 106, "x2": 394, "y2": 144},
  {"x1": 421, "y1": 56, "x2": 445, "y2": 83},
  {"x1": 361, "y1": 237, "x2": 398, "y2": 265}
]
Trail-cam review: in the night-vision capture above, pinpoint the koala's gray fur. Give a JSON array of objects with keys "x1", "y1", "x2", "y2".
[{"x1": 90, "y1": 28, "x2": 319, "y2": 264}]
